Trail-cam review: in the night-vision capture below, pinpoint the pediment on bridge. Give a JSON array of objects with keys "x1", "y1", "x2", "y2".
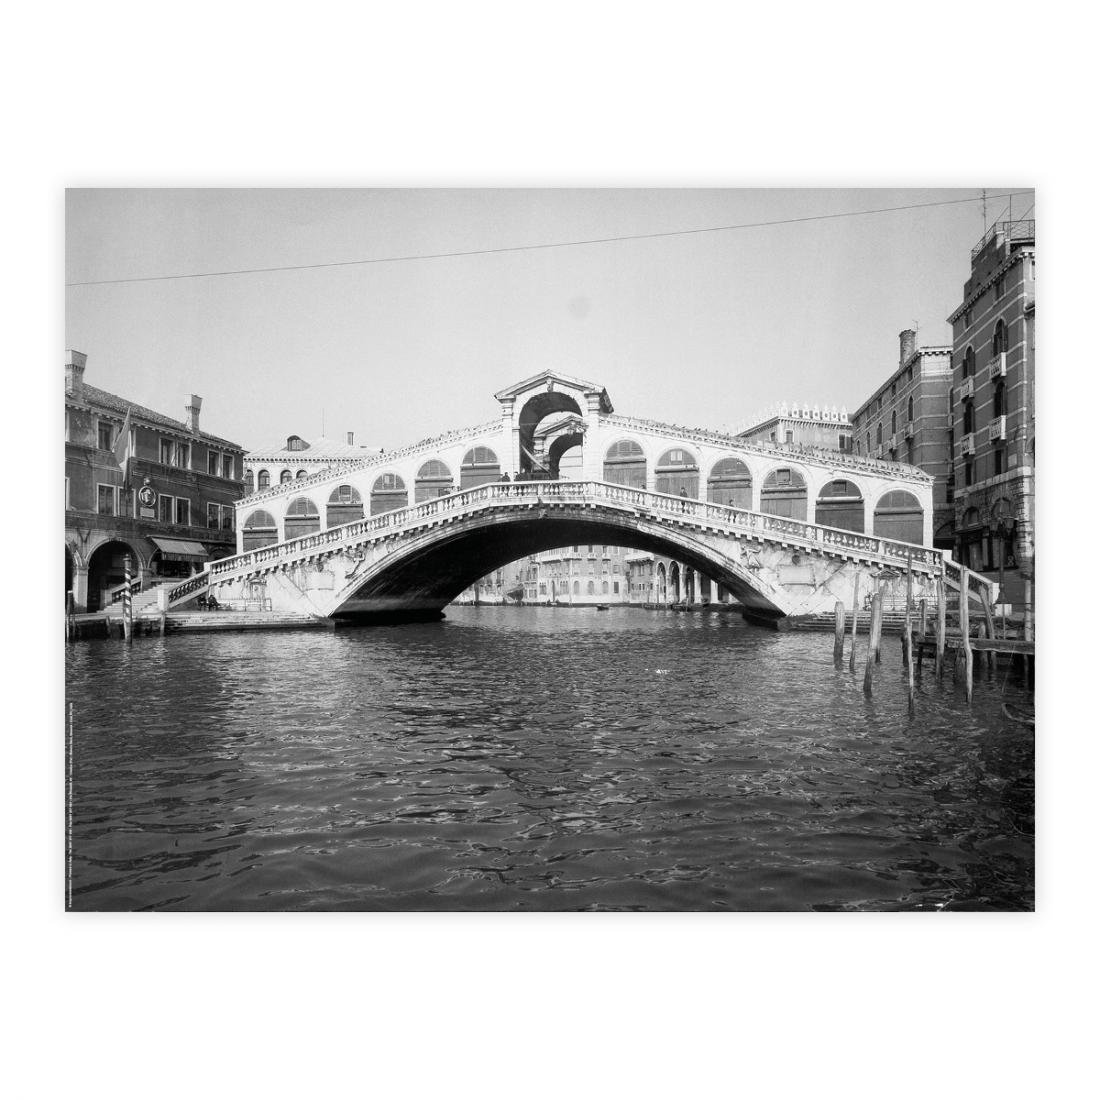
[{"x1": 494, "y1": 369, "x2": 613, "y2": 414}]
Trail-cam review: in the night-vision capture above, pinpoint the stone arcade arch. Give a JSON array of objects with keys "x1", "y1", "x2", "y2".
[
  {"x1": 86, "y1": 538, "x2": 140, "y2": 612},
  {"x1": 873, "y1": 490, "x2": 924, "y2": 545},
  {"x1": 516, "y1": 391, "x2": 585, "y2": 479},
  {"x1": 815, "y1": 479, "x2": 864, "y2": 533},
  {"x1": 761, "y1": 466, "x2": 808, "y2": 520},
  {"x1": 459, "y1": 447, "x2": 501, "y2": 489},
  {"x1": 370, "y1": 473, "x2": 408, "y2": 515},
  {"x1": 327, "y1": 485, "x2": 364, "y2": 528},
  {"x1": 603, "y1": 439, "x2": 647, "y2": 488},
  {"x1": 655, "y1": 447, "x2": 699, "y2": 497},
  {"x1": 242, "y1": 509, "x2": 278, "y2": 551},
  {"x1": 707, "y1": 457, "x2": 752, "y2": 508},
  {"x1": 414, "y1": 460, "x2": 454, "y2": 503},
  {"x1": 284, "y1": 497, "x2": 321, "y2": 539}
]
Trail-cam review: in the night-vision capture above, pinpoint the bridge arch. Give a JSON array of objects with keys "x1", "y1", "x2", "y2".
[
  {"x1": 371, "y1": 472, "x2": 408, "y2": 514},
  {"x1": 603, "y1": 438, "x2": 648, "y2": 488},
  {"x1": 655, "y1": 446, "x2": 699, "y2": 497},
  {"x1": 327, "y1": 485, "x2": 364, "y2": 528},
  {"x1": 415, "y1": 459, "x2": 454, "y2": 502},
  {"x1": 761, "y1": 465, "x2": 808, "y2": 519},
  {"x1": 707, "y1": 456, "x2": 752, "y2": 508},
  {"x1": 815, "y1": 478, "x2": 864, "y2": 533},
  {"x1": 327, "y1": 505, "x2": 791, "y2": 622},
  {"x1": 243, "y1": 508, "x2": 278, "y2": 550},
  {"x1": 460, "y1": 446, "x2": 501, "y2": 489},
  {"x1": 285, "y1": 496, "x2": 321, "y2": 539},
  {"x1": 872, "y1": 489, "x2": 923, "y2": 544},
  {"x1": 517, "y1": 391, "x2": 584, "y2": 478}
]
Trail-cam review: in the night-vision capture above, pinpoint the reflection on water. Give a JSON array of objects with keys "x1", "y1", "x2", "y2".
[{"x1": 66, "y1": 606, "x2": 1034, "y2": 911}]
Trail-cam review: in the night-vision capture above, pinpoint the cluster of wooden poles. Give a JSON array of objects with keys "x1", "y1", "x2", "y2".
[
  {"x1": 64, "y1": 553, "x2": 166, "y2": 643},
  {"x1": 831, "y1": 555, "x2": 995, "y2": 709}
]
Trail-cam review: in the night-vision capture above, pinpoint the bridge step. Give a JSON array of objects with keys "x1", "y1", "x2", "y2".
[{"x1": 164, "y1": 611, "x2": 328, "y2": 633}]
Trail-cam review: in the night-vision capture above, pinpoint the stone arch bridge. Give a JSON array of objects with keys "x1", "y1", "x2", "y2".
[{"x1": 168, "y1": 371, "x2": 992, "y2": 622}]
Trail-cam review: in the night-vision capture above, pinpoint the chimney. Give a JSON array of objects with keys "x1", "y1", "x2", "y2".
[
  {"x1": 347, "y1": 431, "x2": 355, "y2": 446},
  {"x1": 66, "y1": 350, "x2": 87, "y2": 400},
  {"x1": 185, "y1": 394, "x2": 202, "y2": 434},
  {"x1": 899, "y1": 329, "x2": 917, "y2": 366}
]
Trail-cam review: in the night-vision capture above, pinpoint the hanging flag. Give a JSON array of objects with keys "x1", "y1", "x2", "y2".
[{"x1": 112, "y1": 407, "x2": 133, "y2": 479}]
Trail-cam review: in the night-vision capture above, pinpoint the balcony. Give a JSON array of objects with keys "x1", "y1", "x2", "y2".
[
  {"x1": 989, "y1": 351, "x2": 1007, "y2": 380},
  {"x1": 957, "y1": 377, "x2": 974, "y2": 401},
  {"x1": 961, "y1": 432, "x2": 976, "y2": 456},
  {"x1": 988, "y1": 415, "x2": 1007, "y2": 442}
]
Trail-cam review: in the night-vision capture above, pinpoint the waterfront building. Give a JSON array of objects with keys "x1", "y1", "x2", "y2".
[
  {"x1": 520, "y1": 545, "x2": 631, "y2": 604},
  {"x1": 733, "y1": 403, "x2": 853, "y2": 453},
  {"x1": 947, "y1": 219, "x2": 1035, "y2": 608},
  {"x1": 624, "y1": 552, "x2": 733, "y2": 606},
  {"x1": 453, "y1": 558, "x2": 528, "y2": 604},
  {"x1": 64, "y1": 350, "x2": 246, "y2": 611},
  {"x1": 244, "y1": 432, "x2": 381, "y2": 494},
  {"x1": 850, "y1": 329, "x2": 955, "y2": 550}
]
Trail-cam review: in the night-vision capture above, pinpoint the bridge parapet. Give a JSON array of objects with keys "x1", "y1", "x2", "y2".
[{"x1": 207, "y1": 479, "x2": 947, "y2": 590}]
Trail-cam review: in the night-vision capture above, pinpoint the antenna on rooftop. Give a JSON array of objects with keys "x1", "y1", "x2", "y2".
[{"x1": 981, "y1": 188, "x2": 988, "y2": 232}]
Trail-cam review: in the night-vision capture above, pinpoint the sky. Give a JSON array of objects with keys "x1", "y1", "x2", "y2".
[{"x1": 65, "y1": 187, "x2": 1034, "y2": 452}]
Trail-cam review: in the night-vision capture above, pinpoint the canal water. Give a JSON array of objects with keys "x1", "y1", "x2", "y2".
[{"x1": 66, "y1": 607, "x2": 1034, "y2": 911}]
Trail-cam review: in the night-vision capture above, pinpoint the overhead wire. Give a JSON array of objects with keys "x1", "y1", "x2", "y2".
[{"x1": 66, "y1": 190, "x2": 1035, "y2": 288}]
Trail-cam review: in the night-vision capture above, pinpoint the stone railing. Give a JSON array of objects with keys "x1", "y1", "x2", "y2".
[
  {"x1": 238, "y1": 418, "x2": 502, "y2": 508},
  {"x1": 601, "y1": 414, "x2": 932, "y2": 482},
  {"x1": 199, "y1": 480, "x2": 948, "y2": 591}
]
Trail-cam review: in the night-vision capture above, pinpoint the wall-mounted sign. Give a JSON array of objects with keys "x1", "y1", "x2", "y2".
[{"x1": 137, "y1": 484, "x2": 158, "y2": 508}]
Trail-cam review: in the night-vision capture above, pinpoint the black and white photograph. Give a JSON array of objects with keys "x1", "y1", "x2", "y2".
[
  {"x1": 14, "y1": 3, "x2": 1093, "y2": 1095},
  {"x1": 64, "y1": 186, "x2": 1036, "y2": 912}
]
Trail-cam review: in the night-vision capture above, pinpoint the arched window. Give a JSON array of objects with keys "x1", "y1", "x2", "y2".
[
  {"x1": 573, "y1": 580, "x2": 580, "y2": 595},
  {"x1": 459, "y1": 446, "x2": 500, "y2": 489},
  {"x1": 284, "y1": 496, "x2": 320, "y2": 539},
  {"x1": 707, "y1": 457, "x2": 752, "y2": 508},
  {"x1": 587, "y1": 580, "x2": 595, "y2": 595},
  {"x1": 760, "y1": 467, "x2": 808, "y2": 520},
  {"x1": 415, "y1": 459, "x2": 454, "y2": 502},
  {"x1": 296, "y1": 469, "x2": 308, "y2": 479},
  {"x1": 655, "y1": 448, "x2": 699, "y2": 497},
  {"x1": 962, "y1": 345, "x2": 975, "y2": 378},
  {"x1": 280, "y1": 469, "x2": 292, "y2": 484},
  {"x1": 601, "y1": 580, "x2": 609, "y2": 594},
  {"x1": 907, "y1": 395, "x2": 914, "y2": 423},
  {"x1": 891, "y1": 410, "x2": 897, "y2": 434},
  {"x1": 993, "y1": 382, "x2": 1006, "y2": 418},
  {"x1": 992, "y1": 319, "x2": 1006, "y2": 356},
  {"x1": 242, "y1": 509, "x2": 278, "y2": 550},
  {"x1": 370, "y1": 472, "x2": 408, "y2": 515},
  {"x1": 866, "y1": 431, "x2": 871, "y2": 452},
  {"x1": 963, "y1": 400, "x2": 975, "y2": 435},
  {"x1": 876, "y1": 424, "x2": 883, "y2": 446},
  {"x1": 244, "y1": 470, "x2": 255, "y2": 493},
  {"x1": 257, "y1": 469, "x2": 270, "y2": 491},
  {"x1": 326, "y1": 484, "x2": 364, "y2": 527},
  {"x1": 603, "y1": 439, "x2": 647, "y2": 488},
  {"x1": 815, "y1": 479, "x2": 864, "y2": 533},
  {"x1": 873, "y1": 490, "x2": 924, "y2": 545}
]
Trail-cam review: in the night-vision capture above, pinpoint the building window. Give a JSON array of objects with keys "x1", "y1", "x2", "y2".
[
  {"x1": 963, "y1": 346, "x2": 975, "y2": 378},
  {"x1": 866, "y1": 432, "x2": 871, "y2": 452},
  {"x1": 965, "y1": 460, "x2": 974, "y2": 486},
  {"x1": 244, "y1": 470, "x2": 254, "y2": 493},
  {"x1": 159, "y1": 495, "x2": 174, "y2": 523},
  {"x1": 769, "y1": 430, "x2": 776, "y2": 443},
  {"x1": 207, "y1": 502, "x2": 220, "y2": 528},
  {"x1": 160, "y1": 439, "x2": 174, "y2": 464},
  {"x1": 280, "y1": 469, "x2": 293, "y2": 484},
  {"x1": 907, "y1": 395, "x2": 914, "y2": 423},
  {"x1": 119, "y1": 487, "x2": 133, "y2": 517},
  {"x1": 296, "y1": 469, "x2": 308, "y2": 479},
  {"x1": 223, "y1": 454, "x2": 234, "y2": 479},
  {"x1": 963, "y1": 308, "x2": 972, "y2": 329},
  {"x1": 178, "y1": 442, "x2": 190, "y2": 469},
  {"x1": 175, "y1": 497, "x2": 190, "y2": 526},
  {"x1": 963, "y1": 401, "x2": 975, "y2": 435},
  {"x1": 97, "y1": 422, "x2": 114, "y2": 450},
  {"x1": 994, "y1": 448, "x2": 1005, "y2": 476},
  {"x1": 221, "y1": 506, "x2": 234, "y2": 531},
  {"x1": 890, "y1": 410, "x2": 897, "y2": 434},
  {"x1": 96, "y1": 484, "x2": 116, "y2": 515},
  {"x1": 890, "y1": 382, "x2": 896, "y2": 398},
  {"x1": 876, "y1": 424, "x2": 882, "y2": 446},
  {"x1": 995, "y1": 276, "x2": 1005, "y2": 300},
  {"x1": 993, "y1": 382, "x2": 1006, "y2": 418},
  {"x1": 785, "y1": 430, "x2": 794, "y2": 444},
  {"x1": 992, "y1": 319, "x2": 1006, "y2": 356},
  {"x1": 208, "y1": 451, "x2": 220, "y2": 474},
  {"x1": 257, "y1": 470, "x2": 270, "y2": 490}
]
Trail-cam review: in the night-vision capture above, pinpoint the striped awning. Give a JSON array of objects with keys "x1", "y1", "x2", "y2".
[{"x1": 150, "y1": 537, "x2": 210, "y2": 562}]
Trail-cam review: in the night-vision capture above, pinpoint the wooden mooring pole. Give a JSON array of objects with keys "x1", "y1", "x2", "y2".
[
  {"x1": 936, "y1": 574, "x2": 946, "y2": 679},
  {"x1": 959, "y1": 566, "x2": 974, "y2": 703},
  {"x1": 863, "y1": 591, "x2": 883, "y2": 696},
  {"x1": 122, "y1": 553, "x2": 133, "y2": 645},
  {"x1": 873, "y1": 581, "x2": 882, "y2": 664},
  {"x1": 833, "y1": 600, "x2": 846, "y2": 666},
  {"x1": 848, "y1": 574, "x2": 860, "y2": 673},
  {"x1": 979, "y1": 587, "x2": 996, "y2": 676},
  {"x1": 903, "y1": 551, "x2": 915, "y2": 710}
]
